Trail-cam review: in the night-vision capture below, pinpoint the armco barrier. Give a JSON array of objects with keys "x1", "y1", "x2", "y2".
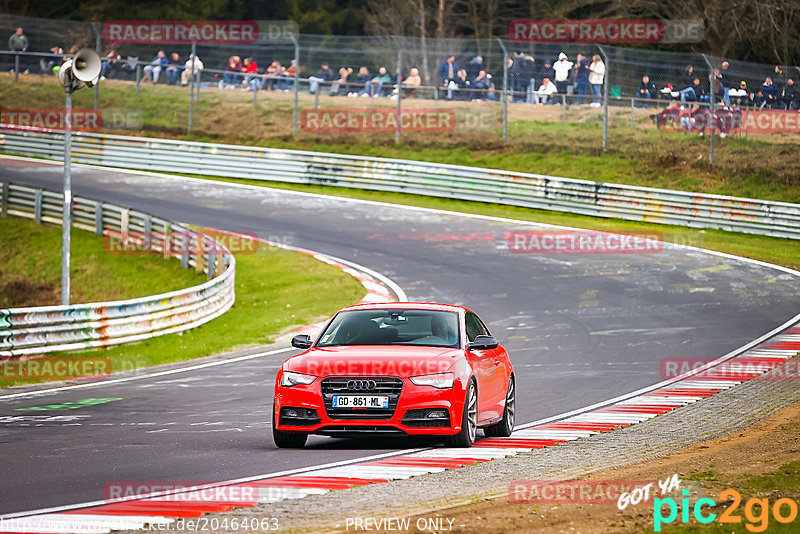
[
  {"x1": 0, "y1": 182, "x2": 235, "y2": 357},
  {"x1": 1, "y1": 129, "x2": 799, "y2": 239}
]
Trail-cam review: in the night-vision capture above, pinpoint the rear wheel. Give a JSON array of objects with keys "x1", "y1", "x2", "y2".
[
  {"x1": 484, "y1": 375, "x2": 515, "y2": 437},
  {"x1": 272, "y1": 409, "x2": 308, "y2": 448},
  {"x1": 444, "y1": 380, "x2": 477, "y2": 447}
]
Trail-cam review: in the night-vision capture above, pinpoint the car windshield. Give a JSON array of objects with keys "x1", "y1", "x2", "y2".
[{"x1": 316, "y1": 309, "x2": 460, "y2": 348}]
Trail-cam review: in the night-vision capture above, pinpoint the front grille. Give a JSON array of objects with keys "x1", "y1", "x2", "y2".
[
  {"x1": 316, "y1": 425, "x2": 406, "y2": 435},
  {"x1": 321, "y1": 376, "x2": 403, "y2": 419}
]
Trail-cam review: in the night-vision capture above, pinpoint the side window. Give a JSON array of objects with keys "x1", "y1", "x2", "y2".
[{"x1": 465, "y1": 312, "x2": 488, "y2": 342}]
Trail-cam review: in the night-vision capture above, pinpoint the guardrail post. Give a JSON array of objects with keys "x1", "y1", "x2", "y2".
[
  {"x1": 94, "y1": 201, "x2": 103, "y2": 235},
  {"x1": 433, "y1": 86, "x2": 438, "y2": 112},
  {"x1": 207, "y1": 247, "x2": 216, "y2": 279},
  {"x1": 630, "y1": 97, "x2": 635, "y2": 128},
  {"x1": 496, "y1": 38, "x2": 508, "y2": 145},
  {"x1": 136, "y1": 63, "x2": 141, "y2": 95},
  {"x1": 143, "y1": 214, "x2": 152, "y2": 250},
  {"x1": 14, "y1": 53, "x2": 19, "y2": 83},
  {"x1": 34, "y1": 189, "x2": 42, "y2": 223},
  {"x1": 195, "y1": 235, "x2": 204, "y2": 273},
  {"x1": 188, "y1": 41, "x2": 196, "y2": 135},
  {"x1": 164, "y1": 222, "x2": 172, "y2": 260},
  {"x1": 314, "y1": 89, "x2": 319, "y2": 110},
  {"x1": 1, "y1": 182, "x2": 8, "y2": 216},
  {"x1": 744, "y1": 107, "x2": 749, "y2": 140}
]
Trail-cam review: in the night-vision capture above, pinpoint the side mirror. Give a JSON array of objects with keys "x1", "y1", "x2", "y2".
[
  {"x1": 468, "y1": 335, "x2": 498, "y2": 351},
  {"x1": 291, "y1": 334, "x2": 313, "y2": 349}
]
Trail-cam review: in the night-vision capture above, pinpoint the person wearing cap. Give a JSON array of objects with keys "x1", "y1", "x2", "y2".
[
  {"x1": 534, "y1": 77, "x2": 557, "y2": 105},
  {"x1": 308, "y1": 62, "x2": 333, "y2": 94}
]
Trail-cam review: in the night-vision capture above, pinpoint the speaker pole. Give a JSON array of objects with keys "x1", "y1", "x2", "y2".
[{"x1": 61, "y1": 82, "x2": 73, "y2": 305}]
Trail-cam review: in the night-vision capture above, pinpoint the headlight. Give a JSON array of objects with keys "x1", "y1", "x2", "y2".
[
  {"x1": 281, "y1": 371, "x2": 316, "y2": 387},
  {"x1": 409, "y1": 372, "x2": 455, "y2": 389}
]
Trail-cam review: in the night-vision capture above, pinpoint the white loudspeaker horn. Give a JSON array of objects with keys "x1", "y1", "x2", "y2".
[
  {"x1": 72, "y1": 48, "x2": 101, "y2": 85},
  {"x1": 58, "y1": 48, "x2": 101, "y2": 88}
]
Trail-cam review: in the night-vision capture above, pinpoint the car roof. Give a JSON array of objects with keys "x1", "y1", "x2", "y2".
[{"x1": 338, "y1": 302, "x2": 468, "y2": 314}]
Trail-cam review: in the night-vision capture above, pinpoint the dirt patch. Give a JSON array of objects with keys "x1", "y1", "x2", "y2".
[
  {"x1": 0, "y1": 273, "x2": 58, "y2": 308},
  {"x1": 392, "y1": 401, "x2": 800, "y2": 534}
]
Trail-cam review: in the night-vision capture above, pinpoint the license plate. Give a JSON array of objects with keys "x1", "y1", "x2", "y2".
[{"x1": 332, "y1": 395, "x2": 389, "y2": 409}]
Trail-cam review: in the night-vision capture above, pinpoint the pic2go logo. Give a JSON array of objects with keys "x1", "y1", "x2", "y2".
[{"x1": 654, "y1": 489, "x2": 798, "y2": 532}]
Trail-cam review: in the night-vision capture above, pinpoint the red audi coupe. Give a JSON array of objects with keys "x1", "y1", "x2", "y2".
[{"x1": 273, "y1": 302, "x2": 514, "y2": 448}]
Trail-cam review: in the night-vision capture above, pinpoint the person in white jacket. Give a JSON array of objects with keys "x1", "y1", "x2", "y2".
[
  {"x1": 534, "y1": 77, "x2": 557, "y2": 104},
  {"x1": 588, "y1": 54, "x2": 605, "y2": 107},
  {"x1": 181, "y1": 54, "x2": 204, "y2": 86},
  {"x1": 552, "y1": 52, "x2": 573, "y2": 97}
]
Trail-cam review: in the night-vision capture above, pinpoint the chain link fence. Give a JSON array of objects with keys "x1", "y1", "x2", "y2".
[{"x1": 2, "y1": 14, "x2": 800, "y2": 163}]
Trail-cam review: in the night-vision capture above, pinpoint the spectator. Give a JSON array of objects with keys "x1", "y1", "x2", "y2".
[
  {"x1": 99, "y1": 49, "x2": 120, "y2": 80},
  {"x1": 772, "y1": 65, "x2": 786, "y2": 91},
  {"x1": 533, "y1": 77, "x2": 557, "y2": 104},
  {"x1": 450, "y1": 68, "x2": 470, "y2": 100},
  {"x1": 756, "y1": 76, "x2": 779, "y2": 109},
  {"x1": 330, "y1": 66, "x2": 353, "y2": 96},
  {"x1": 166, "y1": 52, "x2": 183, "y2": 86},
  {"x1": 352, "y1": 66, "x2": 371, "y2": 97},
  {"x1": 782, "y1": 78, "x2": 799, "y2": 110},
  {"x1": 637, "y1": 74, "x2": 657, "y2": 108},
  {"x1": 242, "y1": 57, "x2": 259, "y2": 90},
  {"x1": 8, "y1": 27, "x2": 28, "y2": 73},
  {"x1": 465, "y1": 55, "x2": 485, "y2": 82},
  {"x1": 717, "y1": 61, "x2": 732, "y2": 107},
  {"x1": 521, "y1": 54, "x2": 536, "y2": 103},
  {"x1": 308, "y1": 61, "x2": 333, "y2": 94},
  {"x1": 509, "y1": 51, "x2": 526, "y2": 101},
  {"x1": 553, "y1": 52, "x2": 573, "y2": 97},
  {"x1": 400, "y1": 67, "x2": 421, "y2": 98},
  {"x1": 679, "y1": 76, "x2": 706, "y2": 104},
  {"x1": 588, "y1": 54, "x2": 605, "y2": 107},
  {"x1": 471, "y1": 70, "x2": 495, "y2": 101},
  {"x1": 364, "y1": 66, "x2": 391, "y2": 97},
  {"x1": 537, "y1": 59, "x2": 555, "y2": 88},
  {"x1": 181, "y1": 53, "x2": 203, "y2": 86},
  {"x1": 261, "y1": 60, "x2": 282, "y2": 91},
  {"x1": 438, "y1": 55, "x2": 458, "y2": 86},
  {"x1": 220, "y1": 55, "x2": 242, "y2": 88},
  {"x1": 143, "y1": 50, "x2": 169, "y2": 83},
  {"x1": 574, "y1": 53, "x2": 590, "y2": 104},
  {"x1": 281, "y1": 60, "x2": 297, "y2": 92},
  {"x1": 677, "y1": 65, "x2": 695, "y2": 91},
  {"x1": 41, "y1": 45, "x2": 64, "y2": 75}
]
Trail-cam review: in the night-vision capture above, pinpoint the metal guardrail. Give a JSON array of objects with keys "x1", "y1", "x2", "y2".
[
  {"x1": 0, "y1": 181, "x2": 236, "y2": 357},
  {"x1": 1, "y1": 129, "x2": 799, "y2": 240}
]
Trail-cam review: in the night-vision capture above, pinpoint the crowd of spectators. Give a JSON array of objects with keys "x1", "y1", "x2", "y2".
[{"x1": 6, "y1": 25, "x2": 800, "y2": 115}]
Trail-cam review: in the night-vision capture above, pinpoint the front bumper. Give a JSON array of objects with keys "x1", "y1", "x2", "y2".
[{"x1": 274, "y1": 375, "x2": 465, "y2": 436}]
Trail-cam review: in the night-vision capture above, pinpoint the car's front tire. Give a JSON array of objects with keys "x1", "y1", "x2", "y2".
[
  {"x1": 444, "y1": 379, "x2": 477, "y2": 447},
  {"x1": 484, "y1": 375, "x2": 515, "y2": 437},
  {"x1": 272, "y1": 409, "x2": 308, "y2": 448}
]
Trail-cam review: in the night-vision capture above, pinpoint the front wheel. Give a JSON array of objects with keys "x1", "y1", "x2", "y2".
[
  {"x1": 444, "y1": 380, "x2": 477, "y2": 447},
  {"x1": 272, "y1": 409, "x2": 308, "y2": 448},
  {"x1": 484, "y1": 375, "x2": 515, "y2": 437}
]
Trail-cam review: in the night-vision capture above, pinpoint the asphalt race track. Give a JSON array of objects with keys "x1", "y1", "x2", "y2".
[{"x1": 2, "y1": 158, "x2": 799, "y2": 515}]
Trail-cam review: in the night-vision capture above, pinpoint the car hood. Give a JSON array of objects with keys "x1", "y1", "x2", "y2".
[{"x1": 285, "y1": 345, "x2": 461, "y2": 377}]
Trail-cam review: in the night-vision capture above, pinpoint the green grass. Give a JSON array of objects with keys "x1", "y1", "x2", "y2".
[
  {"x1": 2, "y1": 73, "x2": 800, "y2": 204},
  {"x1": 182, "y1": 174, "x2": 800, "y2": 272},
  {"x1": 0, "y1": 216, "x2": 366, "y2": 388},
  {"x1": 0, "y1": 215, "x2": 203, "y2": 307}
]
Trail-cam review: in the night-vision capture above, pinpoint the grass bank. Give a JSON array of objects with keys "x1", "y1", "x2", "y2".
[{"x1": 1, "y1": 73, "x2": 798, "y2": 203}]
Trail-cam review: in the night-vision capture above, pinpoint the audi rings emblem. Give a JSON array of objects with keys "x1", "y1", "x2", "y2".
[{"x1": 347, "y1": 379, "x2": 376, "y2": 391}]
